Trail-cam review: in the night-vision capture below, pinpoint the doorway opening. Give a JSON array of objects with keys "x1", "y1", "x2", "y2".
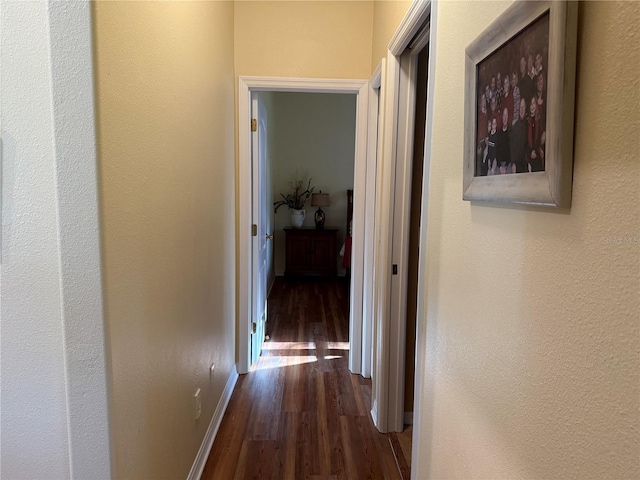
[
  {"x1": 378, "y1": 2, "x2": 438, "y2": 477},
  {"x1": 256, "y1": 90, "x2": 357, "y2": 369},
  {"x1": 237, "y1": 77, "x2": 370, "y2": 380},
  {"x1": 387, "y1": 40, "x2": 430, "y2": 478}
]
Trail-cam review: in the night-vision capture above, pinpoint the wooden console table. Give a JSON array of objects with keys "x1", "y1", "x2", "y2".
[{"x1": 284, "y1": 227, "x2": 338, "y2": 277}]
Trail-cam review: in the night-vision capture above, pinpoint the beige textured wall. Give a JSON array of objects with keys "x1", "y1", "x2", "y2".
[
  {"x1": 371, "y1": 0, "x2": 411, "y2": 69},
  {"x1": 93, "y1": 2, "x2": 236, "y2": 478},
  {"x1": 416, "y1": 1, "x2": 640, "y2": 478},
  {"x1": 234, "y1": 1, "x2": 374, "y2": 79}
]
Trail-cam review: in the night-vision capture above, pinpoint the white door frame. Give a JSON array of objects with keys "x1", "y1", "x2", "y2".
[
  {"x1": 237, "y1": 76, "x2": 369, "y2": 375},
  {"x1": 409, "y1": 1, "x2": 438, "y2": 475},
  {"x1": 361, "y1": 59, "x2": 385, "y2": 379},
  {"x1": 372, "y1": 0, "x2": 434, "y2": 433}
]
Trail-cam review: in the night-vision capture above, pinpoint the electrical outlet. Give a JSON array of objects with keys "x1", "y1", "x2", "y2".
[
  {"x1": 209, "y1": 363, "x2": 215, "y2": 382},
  {"x1": 194, "y1": 388, "x2": 202, "y2": 420}
]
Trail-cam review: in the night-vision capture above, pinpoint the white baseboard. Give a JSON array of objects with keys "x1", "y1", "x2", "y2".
[
  {"x1": 187, "y1": 366, "x2": 239, "y2": 480},
  {"x1": 403, "y1": 411, "x2": 413, "y2": 425},
  {"x1": 370, "y1": 400, "x2": 379, "y2": 430}
]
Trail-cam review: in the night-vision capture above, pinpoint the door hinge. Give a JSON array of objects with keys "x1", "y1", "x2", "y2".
[
  {"x1": 251, "y1": 119, "x2": 257, "y2": 132},
  {"x1": 392, "y1": 264, "x2": 398, "y2": 275},
  {"x1": 251, "y1": 224, "x2": 257, "y2": 236},
  {"x1": 252, "y1": 322, "x2": 257, "y2": 334}
]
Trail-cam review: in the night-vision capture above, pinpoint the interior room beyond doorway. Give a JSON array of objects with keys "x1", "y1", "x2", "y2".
[{"x1": 262, "y1": 91, "x2": 357, "y2": 290}]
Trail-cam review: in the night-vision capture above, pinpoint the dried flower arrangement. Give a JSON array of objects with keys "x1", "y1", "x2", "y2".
[{"x1": 274, "y1": 177, "x2": 315, "y2": 213}]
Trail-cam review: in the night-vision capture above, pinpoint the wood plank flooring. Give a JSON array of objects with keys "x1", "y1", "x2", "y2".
[{"x1": 202, "y1": 277, "x2": 403, "y2": 480}]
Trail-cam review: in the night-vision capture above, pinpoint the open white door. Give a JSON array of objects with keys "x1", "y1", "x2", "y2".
[{"x1": 250, "y1": 93, "x2": 268, "y2": 366}]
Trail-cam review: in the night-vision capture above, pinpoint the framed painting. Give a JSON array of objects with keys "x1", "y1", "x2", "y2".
[{"x1": 463, "y1": 0, "x2": 578, "y2": 207}]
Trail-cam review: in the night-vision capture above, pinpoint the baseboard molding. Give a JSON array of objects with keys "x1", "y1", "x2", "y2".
[
  {"x1": 187, "y1": 366, "x2": 239, "y2": 480},
  {"x1": 370, "y1": 400, "x2": 379, "y2": 430},
  {"x1": 403, "y1": 411, "x2": 413, "y2": 425}
]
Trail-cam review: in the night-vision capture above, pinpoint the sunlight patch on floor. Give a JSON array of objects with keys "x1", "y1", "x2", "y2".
[
  {"x1": 262, "y1": 341, "x2": 316, "y2": 350},
  {"x1": 251, "y1": 355, "x2": 317, "y2": 371},
  {"x1": 251, "y1": 340, "x2": 348, "y2": 371}
]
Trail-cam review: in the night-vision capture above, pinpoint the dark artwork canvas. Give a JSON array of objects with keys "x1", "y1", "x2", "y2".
[{"x1": 475, "y1": 12, "x2": 549, "y2": 177}]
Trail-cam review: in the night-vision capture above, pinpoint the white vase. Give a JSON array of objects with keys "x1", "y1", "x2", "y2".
[{"x1": 291, "y1": 209, "x2": 305, "y2": 228}]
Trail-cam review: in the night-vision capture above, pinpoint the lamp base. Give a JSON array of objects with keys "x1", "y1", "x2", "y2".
[{"x1": 314, "y1": 207, "x2": 325, "y2": 229}]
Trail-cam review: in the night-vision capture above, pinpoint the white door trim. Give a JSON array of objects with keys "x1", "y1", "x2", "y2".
[
  {"x1": 411, "y1": 2, "x2": 438, "y2": 476},
  {"x1": 373, "y1": 0, "x2": 434, "y2": 434},
  {"x1": 388, "y1": 51, "x2": 418, "y2": 432},
  {"x1": 389, "y1": 0, "x2": 432, "y2": 56},
  {"x1": 372, "y1": 50, "x2": 401, "y2": 432},
  {"x1": 237, "y1": 76, "x2": 368, "y2": 375},
  {"x1": 362, "y1": 59, "x2": 386, "y2": 380}
]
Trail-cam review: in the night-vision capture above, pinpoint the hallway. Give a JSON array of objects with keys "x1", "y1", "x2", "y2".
[{"x1": 202, "y1": 278, "x2": 402, "y2": 479}]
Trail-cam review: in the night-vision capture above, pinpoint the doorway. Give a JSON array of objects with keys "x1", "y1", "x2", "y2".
[
  {"x1": 237, "y1": 77, "x2": 370, "y2": 378},
  {"x1": 256, "y1": 90, "x2": 357, "y2": 369},
  {"x1": 387, "y1": 42, "x2": 430, "y2": 478},
  {"x1": 378, "y1": 1, "x2": 438, "y2": 475}
]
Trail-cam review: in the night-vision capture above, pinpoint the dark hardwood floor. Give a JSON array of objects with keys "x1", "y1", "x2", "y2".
[{"x1": 202, "y1": 277, "x2": 403, "y2": 480}]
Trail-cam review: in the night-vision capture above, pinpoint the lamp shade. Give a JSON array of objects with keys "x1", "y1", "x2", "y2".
[{"x1": 310, "y1": 193, "x2": 330, "y2": 207}]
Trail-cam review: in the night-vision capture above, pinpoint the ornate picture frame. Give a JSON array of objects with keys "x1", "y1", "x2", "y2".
[{"x1": 463, "y1": 0, "x2": 578, "y2": 207}]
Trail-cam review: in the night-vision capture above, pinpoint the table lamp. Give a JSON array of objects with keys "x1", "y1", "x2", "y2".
[{"x1": 310, "y1": 192, "x2": 330, "y2": 229}]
